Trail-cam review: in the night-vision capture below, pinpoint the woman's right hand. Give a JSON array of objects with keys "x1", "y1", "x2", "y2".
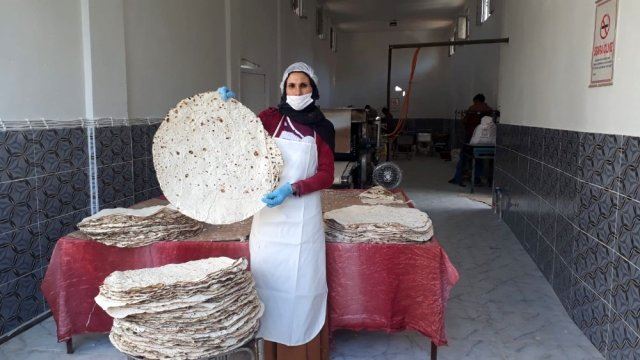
[{"x1": 217, "y1": 86, "x2": 236, "y2": 101}]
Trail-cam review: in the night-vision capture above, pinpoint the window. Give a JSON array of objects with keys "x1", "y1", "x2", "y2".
[
  {"x1": 449, "y1": 35, "x2": 455, "y2": 57},
  {"x1": 456, "y1": 16, "x2": 469, "y2": 40},
  {"x1": 292, "y1": 0, "x2": 304, "y2": 18},
  {"x1": 330, "y1": 27, "x2": 337, "y2": 52},
  {"x1": 316, "y1": 6, "x2": 325, "y2": 39},
  {"x1": 478, "y1": 0, "x2": 492, "y2": 24}
]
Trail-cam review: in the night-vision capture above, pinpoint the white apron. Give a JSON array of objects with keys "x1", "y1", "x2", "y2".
[{"x1": 249, "y1": 116, "x2": 328, "y2": 346}]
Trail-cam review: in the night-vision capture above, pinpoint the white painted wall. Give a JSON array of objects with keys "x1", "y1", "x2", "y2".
[
  {"x1": 332, "y1": 0, "x2": 505, "y2": 119},
  {"x1": 394, "y1": 43, "x2": 452, "y2": 118},
  {"x1": 84, "y1": 0, "x2": 128, "y2": 118},
  {"x1": 0, "y1": 0, "x2": 85, "y2": 119},
  {"x1": 279, "y1": 0, "x2": 337, "y2": 109},
  {"x1": 0, "y1": 0, "x2": 338, "y2": 120},
  {"x1": 123, "y1": 0, "x2": 227, "y2": 118},
  {"x1": 235, "y1": 0, "x2": 278, "y2": 107},
  {"x1": 279, "y1": 0, "x2": 315, "y2": 71},
  {"x1": 311, "y1": 37, "x2": 337, "y2": 109},
  {"x1": 335, "y1": 29, "x2": 453, "y2": 118},
  {"x1": 448, "y1": 0, "x2": 502, "y2": 113},
  {"x1": 311, "y1": 17, "x2": 337, "y2": 109},
  {"x1": 498, "y1": 0, "x2": 640, "y2": 136},
  {"x1": 227, "y1": 0, "x2": 337, "y2": 110}
]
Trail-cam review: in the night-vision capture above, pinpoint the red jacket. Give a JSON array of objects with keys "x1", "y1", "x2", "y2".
[{"x1": 258, "y1": 107, "x2": 334, "y2": 196}]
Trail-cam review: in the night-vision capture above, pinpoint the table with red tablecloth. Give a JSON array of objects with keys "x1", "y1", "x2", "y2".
[{"x1": 41, "y1": 190, "x2": 459, "y2": 349}]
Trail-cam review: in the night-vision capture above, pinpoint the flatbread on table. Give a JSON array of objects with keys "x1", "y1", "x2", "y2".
[
  {"x1": 323, "y1": 205, "x2": 434, "y2": 243},
  {"x1": 358, "y1": 186, "x2": 405, "y2": 205},
  {"x1": 153, "y1": 91, "x2": 283, "y2": 225},
  {"x1": 77, "y1": 205, "x2": 204, "y2": 247}
]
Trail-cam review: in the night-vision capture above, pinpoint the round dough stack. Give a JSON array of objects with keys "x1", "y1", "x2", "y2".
[
  {"x1": 77, "y1": 205, "x2": 203, "y2": 247},
  {"x1": 153, "y1": 91, "x2": 283, "y2": 225},
  {"x1": 358, "y1": 186, "x2": 405, "y2": 205},
  {"x1": 95, "y1": 257, "x2": 263, "y2": 359},
  {"x1": 324, "y1": 205, "x2": 434, "y2": 243}
]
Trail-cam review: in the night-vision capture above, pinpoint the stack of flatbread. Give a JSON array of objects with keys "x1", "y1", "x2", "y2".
[
  {"x1": 324, "y1": 205, "x2": 433, "y2": 244},
  {"x1": 153, "y1": 91, "x2": 284, "y2": 225},
  {"x1": 358, "y1": 186, "x2": 405, "y2": 205},
  {"x1": 77, "y1": 205, "x2": 203, "y2": 247},
  {"x1": 95, "y1": 257, "x2": 263, "y2": 359}
]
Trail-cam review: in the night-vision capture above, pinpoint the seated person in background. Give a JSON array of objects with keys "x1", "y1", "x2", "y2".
[
  {"x1": 449, "y1": 116, "x2": 496, "y2": 186},
  {"x1": 469, "y1": 116, "x2": 497, "y2": 145},
  {"x1": 462, "y1": 94, "x2": 493, "y2": 143}
]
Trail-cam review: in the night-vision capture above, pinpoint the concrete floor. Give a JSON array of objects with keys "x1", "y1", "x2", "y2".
[
  {"x1": 331, "y1": 157, "x2": 603, "y2": 360},
  {"x1": 0, "y1": 157, "x2": 603, "y2": 359}
]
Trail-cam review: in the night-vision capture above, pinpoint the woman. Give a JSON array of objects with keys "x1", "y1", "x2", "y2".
[{"x1": 218, "y1": 62, "x2": 334, "y2": 360}]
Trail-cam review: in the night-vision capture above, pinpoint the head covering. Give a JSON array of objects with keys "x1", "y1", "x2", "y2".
[
  {"x1": 277, "y1": 62, "x2": 334, "y2": 152},
  {"x1": 280, "y1": 62, "x2": 319, "y2": 93}
]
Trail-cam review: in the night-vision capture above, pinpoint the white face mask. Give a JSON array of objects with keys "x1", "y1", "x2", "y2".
[{"x1": 286, "y1": 93, "x2": 314, "y2": 110}]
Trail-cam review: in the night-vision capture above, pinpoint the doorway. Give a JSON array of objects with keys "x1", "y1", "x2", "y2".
[{"x1": 240, "y1": 71, "x2": 267, "y2": 114}]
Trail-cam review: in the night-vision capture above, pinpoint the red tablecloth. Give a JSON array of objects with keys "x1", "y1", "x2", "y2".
[
  {"x1": 327, "y1": 241, "x2": 458, "y2": 345},
  {"x1": 42, "y1": 238, "x2": 457, "y2": 346},
  {"x1": 42, "y1": 193, "x2": 459, "y2": 346}
]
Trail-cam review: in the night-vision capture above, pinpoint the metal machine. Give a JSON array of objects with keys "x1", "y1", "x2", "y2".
[
  {"x1": 372, "y1": 162, "x2": 403, "y2": 189},
  {"x1": 324, "y1": 108, "x2": 382, "y2": 188}
]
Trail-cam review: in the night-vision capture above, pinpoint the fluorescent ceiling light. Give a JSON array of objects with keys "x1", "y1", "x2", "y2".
[{"x1": 395, "y1": 86, "x2": 403, "y2": 92}]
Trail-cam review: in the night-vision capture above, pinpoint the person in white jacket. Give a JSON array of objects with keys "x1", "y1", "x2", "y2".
[
  {"x1": 469, "y1": 116, "x2": 497, "y2": 145},
  {"x1": 449, "y1": 116, "x2": 496, "y2": 185}
]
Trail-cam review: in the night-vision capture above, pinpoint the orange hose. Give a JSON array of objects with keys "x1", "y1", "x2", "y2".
[{"x1": 388, "y1": 47, "x2": 421, "y2": 140}]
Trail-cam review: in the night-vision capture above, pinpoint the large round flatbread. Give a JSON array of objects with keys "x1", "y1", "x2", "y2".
[{"x1": 153, "y1": 92, "x2": 283, "y2": 224}]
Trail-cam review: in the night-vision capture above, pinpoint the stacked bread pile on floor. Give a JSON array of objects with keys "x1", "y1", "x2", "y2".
[
  {"x1": 77, "y1": 205, "x2": 203, "y2": 247},
  {"x1": 95, "y1": 257, "x2": 263, "y2": 359},
  {"x1": 324, "y1": 205, "x2": 433, "y2": 244},
  {"x1": 358, "y1": 186, "x2": 405, "y2": 205}
]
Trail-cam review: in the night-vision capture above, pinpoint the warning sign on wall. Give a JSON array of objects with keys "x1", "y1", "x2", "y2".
[{"x1": 590, "y1": 0, "x2": 618, "y2": 87}]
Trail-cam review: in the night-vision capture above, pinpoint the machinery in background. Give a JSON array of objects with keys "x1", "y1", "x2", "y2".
[
  {"x1": 324, "y1": 108, "x2": 385, "y2": 189},
  {"x1": 372, "y1": 162, "x2": 403, "y2": 189}
]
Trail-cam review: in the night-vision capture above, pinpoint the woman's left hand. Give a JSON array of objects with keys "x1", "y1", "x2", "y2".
[
  {"x1": 217, "y1": 86, "x2": 236, "y2": 101},
  {"x1": 262, "y1": 183, "x2": 294, "y2": 208}
]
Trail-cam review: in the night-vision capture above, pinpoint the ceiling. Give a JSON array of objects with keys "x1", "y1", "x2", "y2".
[{"x1": 321, "y1": 0, "x2": 466, "y2": 32}]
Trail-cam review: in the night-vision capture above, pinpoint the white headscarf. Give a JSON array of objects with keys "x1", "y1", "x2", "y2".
[{"x1": 280, "y1": 62, "x2": 319, "y2": 93}]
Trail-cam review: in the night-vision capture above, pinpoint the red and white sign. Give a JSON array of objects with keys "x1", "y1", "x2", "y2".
[{"x1": 590, "y1": 0, "x2": 618, "y2": 87}]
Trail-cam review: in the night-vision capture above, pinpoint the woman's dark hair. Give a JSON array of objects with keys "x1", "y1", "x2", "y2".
[{"x1": 473, "y1": 93, "x2": 486, "y2": 103}]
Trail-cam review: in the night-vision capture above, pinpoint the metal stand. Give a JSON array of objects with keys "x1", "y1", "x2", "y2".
[
  {"x1": 469, "y1": 145, "x2": 495, "y2": 194},
  {"x1": 430, "y1": 341, "x2": 438, "y2": 360},
  {"x1": 66, "y1": 338, "x2": 74, "y2": 354},
  {"x1": 123, "y1": 339, "x2": 262, "y2": 360}
]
